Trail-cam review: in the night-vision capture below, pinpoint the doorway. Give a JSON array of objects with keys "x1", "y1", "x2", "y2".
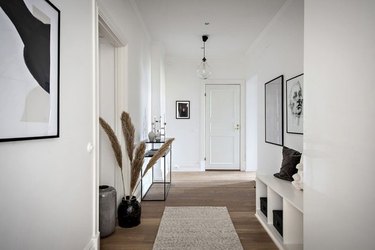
[
  {"x1": 205, "y1": 84, "x2": 241, "y2": 170},
  {"x1": 98, "y1": 26, "x2": 116, "y2": 188},
  {"x1": 97, "y1": 16, "x2": 128, "y2": 204},
  {"x1": 94, "y1": 12, "x2": 128, "y2": 247}
]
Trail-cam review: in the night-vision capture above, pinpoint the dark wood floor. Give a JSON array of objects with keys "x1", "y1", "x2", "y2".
[{"x1": 100, "y1": 171, "x2": 277, "y2": 250}]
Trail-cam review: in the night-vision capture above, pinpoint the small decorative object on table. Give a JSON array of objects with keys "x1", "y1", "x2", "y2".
[
  {"x1": 149, "y1": 115, "x2": 166, "y2": 142},
  {"x1": 155, "y1": 130, "x2": 161, "y2": 142},
  {"x1": 99, "y1": 112, "x2": 174, "y2": 228},
  {"x1": 148, "y1": 131, "x2": 156, "y2": 142}
]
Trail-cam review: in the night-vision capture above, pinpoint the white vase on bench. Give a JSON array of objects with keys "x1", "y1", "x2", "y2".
[{"x1": 292, "y1": 162, "x2": 303, "y2": 191}]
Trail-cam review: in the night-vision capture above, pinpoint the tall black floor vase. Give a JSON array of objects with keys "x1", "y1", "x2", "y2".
[{"x1": 118, "y1": 195, "x2": 141, "y2": 228}]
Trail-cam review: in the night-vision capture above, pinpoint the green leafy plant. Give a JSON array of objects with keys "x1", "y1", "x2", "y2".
[{"x1": 99, "y1": 111, "x2": 174, "y2": 196}]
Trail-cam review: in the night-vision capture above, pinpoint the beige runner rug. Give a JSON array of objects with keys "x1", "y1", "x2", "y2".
[{"x1": 153, "y1": 206, "x2": 243, "y2": 250}]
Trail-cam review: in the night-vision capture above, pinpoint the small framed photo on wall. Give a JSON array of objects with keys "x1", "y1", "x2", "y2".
[
  {"x1": 176, "y1": 101, "x2": 190, "y2": 119},
  {"x1": 286, "y1": 74, "x2": 303, "y2": 134}
]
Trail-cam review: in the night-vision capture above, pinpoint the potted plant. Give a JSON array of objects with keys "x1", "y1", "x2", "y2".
[{"x1": 99, "y1": 111, "x2": 173, "y2": 228}]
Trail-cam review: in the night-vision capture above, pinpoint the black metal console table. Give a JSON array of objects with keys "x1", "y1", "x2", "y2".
[{"x1": 141, "y1": 138, "x2": 172, "y2": 201}]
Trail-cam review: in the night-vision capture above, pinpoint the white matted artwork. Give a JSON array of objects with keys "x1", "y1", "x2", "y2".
[
  {"x1": 265, "y1": 75, "x2": 283, "y2": 146},
  {"x1": 176, "y1": 100, "x2": 190, "y2": 119},
  {"x1": 0, "y1": 0, "x2": 60, "y2": 142},
  {"x1": 286, "y1": 74, "x2": 303, "y2": 134}
]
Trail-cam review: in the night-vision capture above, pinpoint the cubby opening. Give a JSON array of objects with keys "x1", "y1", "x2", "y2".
[
  {"x1": 283, "y1": 200, "x2": 303, "y2": 246},
  {"x1": 256, "y1": 179, "x2": 267, "y2": 211},
  {"x1": 267, "y1": 188, "x2": 283, "y2": 225}
]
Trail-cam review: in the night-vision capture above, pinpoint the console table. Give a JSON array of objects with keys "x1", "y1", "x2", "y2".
[{"x1": 141, "y1": 139, "x2": 172, "y2": 201}]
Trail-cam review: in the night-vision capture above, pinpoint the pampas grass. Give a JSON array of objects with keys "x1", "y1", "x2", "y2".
[
  {"x1": 131, "y1": 138, "x2": 174, "y2": 197},
  {"x1": 143, "y1": 138, "x2": 175, "y2": 177},
  {"x1": 99, "y1": 117, "x2": 125, "y2": 195},
  {"x1": 100, "y1": 111, "x2": 174, "y2": 198},
  {"x1": 121, "y1": 112, "x2": 135, "y2": 163},
  {"x1": 130, "y1": 142, "x2": 146, "y2": 194}
]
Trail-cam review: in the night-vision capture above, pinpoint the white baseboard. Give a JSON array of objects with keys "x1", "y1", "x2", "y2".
[
  {"x1": 172, "y1": 162, "x2": 204, "y2": 172},
  {"x1": 84, "y1": 233, "x2": 99, "y2": 250},
  {"x1": 172, "y1": 167, "x2": 203, "y2": 172}
]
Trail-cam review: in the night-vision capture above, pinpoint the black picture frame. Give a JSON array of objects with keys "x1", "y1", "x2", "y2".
[
  {"x1": 286, "y1": 74, "x2": 303, "y2": 135},
  {"x1": 176, "y1": 101, "x2": 190, "y2": 119},
  {"x1": 0, "y1": 0, "x2": 60, "y2": 142},
  {"x1": 265, "y1": 75, "x2": 284, "y2": 146}
]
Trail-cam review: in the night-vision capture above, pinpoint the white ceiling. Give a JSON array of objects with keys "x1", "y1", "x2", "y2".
[{"x1": 134, "y1": 0, "x2": 287, "y2": 59}]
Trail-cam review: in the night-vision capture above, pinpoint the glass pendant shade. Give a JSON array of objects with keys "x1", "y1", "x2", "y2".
[
  {"x1": 197, "y1": 59, "x2": 212, "y2": 79},
  {"x1": 197, "y1": 35, "x2": 212, "y2": 79}
]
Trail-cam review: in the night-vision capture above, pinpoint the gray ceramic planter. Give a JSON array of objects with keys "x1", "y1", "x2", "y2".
[{"x1": 99, "y1": 185, "x2": 116, "y2": 238}]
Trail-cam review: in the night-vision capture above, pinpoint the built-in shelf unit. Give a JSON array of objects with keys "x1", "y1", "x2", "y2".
[{"x1": 256, "y1": 174, "x2": 303, "y2": 250}]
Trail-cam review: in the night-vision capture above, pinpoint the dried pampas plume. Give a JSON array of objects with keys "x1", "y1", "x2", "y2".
[
  {"x1": 100, "y1": 112, "x2": 175, "y2": 197},
  {"x1": 143, "y1": 138, "x2": 175, "y2": 177},
  {"x1": 121, "y1": 112, "x2": 135, "y2": 163},
  {"x1": 99, "y1": 117, "x2": 122, "y2": 169},
  {"x1": 130, "y1": 142, "x2": 146, "y2": 193}
]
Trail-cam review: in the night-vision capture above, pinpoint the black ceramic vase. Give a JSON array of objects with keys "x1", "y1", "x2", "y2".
[{"x1": 118, "y1": 195, "x2": 141, "y2": 228}]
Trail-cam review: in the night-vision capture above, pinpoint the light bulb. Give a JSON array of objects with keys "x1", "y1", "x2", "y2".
[{"x1": 197, "y1": 60, "x2": 212, "y2": 79}]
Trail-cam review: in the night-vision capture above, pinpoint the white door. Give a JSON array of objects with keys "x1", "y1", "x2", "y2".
[{"x1": 205, "y1": 84, "x2": 240, "y2": 170}]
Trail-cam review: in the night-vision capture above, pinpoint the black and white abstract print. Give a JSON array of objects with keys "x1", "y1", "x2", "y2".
[{"x1": 0, "y1": 0, "x2": 59, "y2": 141}]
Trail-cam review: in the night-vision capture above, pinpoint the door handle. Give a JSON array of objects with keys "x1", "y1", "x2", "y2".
[{"x1": 234, "y1": 124, "x2": 240, "y2": 130}]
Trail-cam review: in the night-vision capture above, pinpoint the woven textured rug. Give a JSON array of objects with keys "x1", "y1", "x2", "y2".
[{"x1": 153, "y1": 206, "x2": 243, "y2": 250}]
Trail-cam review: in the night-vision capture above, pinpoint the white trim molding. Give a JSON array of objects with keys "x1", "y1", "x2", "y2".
[
  {"x1": 94, "y1": 2, "x2": 129, "y2": 247},
  {"x1": 84, "y1": 233, "x2": 100, "y2": 250}
]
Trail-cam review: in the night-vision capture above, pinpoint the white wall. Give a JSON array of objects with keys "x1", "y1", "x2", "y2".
[
  {"x1": 246, "y1": 75, "x2": 258, "y2": 171},
  {"x1": 151, "y1": 43, "x2": 166, "y2": 119},
  {"x1": 98, "y1": 0, "x2": 151, "y2": 141},
  {"x1": 0, "y1": 0, "x2": 153, "y2": 248},
  {"x1": 0, "y1": 0, "x2": 96, "y2": 249},
  {"x1": 149, "y1": 44, "x2": 167, "y2": 182},
  {"x1": 165, "y1": 56, "x2": 246, "y2": 171},
  {"x1": 246, "y1": 0, "x2": 304, "y2": 175},
  {"x1": 304, "y1": 0, "x2": 375, "y2": 249}
]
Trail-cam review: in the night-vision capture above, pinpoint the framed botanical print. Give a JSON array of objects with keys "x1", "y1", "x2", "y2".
[
  {"x1": 176, "y1": 101, "x2": 190, "y2": 119},
  {"x1": 0, "y1": 0, "x2": 60, "y2": 142},
  {"x1": 286, "y1": 74, "x2": 303, "y2": 134},
  {"x1": 265, "y1": 75, "x2": 284, "y2": 146}
]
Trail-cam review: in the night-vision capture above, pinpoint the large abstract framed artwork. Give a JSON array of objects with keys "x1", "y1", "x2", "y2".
[
  {"x1": 286, "y1": 74, "x2": 303, "y2": 134},
  {"x1": 0, "y1": 0, "x2": 60, "y2": 142},
  {"x1": 265, "y1": 75, "x2": 284, "y2": 146},
  {"x1": 176, "y1": 101, "x2": 190, "y2": 119}
]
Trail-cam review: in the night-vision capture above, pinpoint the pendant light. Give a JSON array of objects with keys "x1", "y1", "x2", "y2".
[{"x1": 197, "y1": 35, "x2": 212, "y2": 79}]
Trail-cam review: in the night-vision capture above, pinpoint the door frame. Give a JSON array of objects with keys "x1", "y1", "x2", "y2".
[
  {"x1": 92, "y1": 4, "x2": 128, "y2": 248},
  {"x1": 200, "y1": 80, "x2": 246, "y2": 171}
]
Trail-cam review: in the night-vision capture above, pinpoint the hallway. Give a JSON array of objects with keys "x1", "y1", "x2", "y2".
[{"x1": 101, "y1": 171, "x2": 277, "y2": 250}]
